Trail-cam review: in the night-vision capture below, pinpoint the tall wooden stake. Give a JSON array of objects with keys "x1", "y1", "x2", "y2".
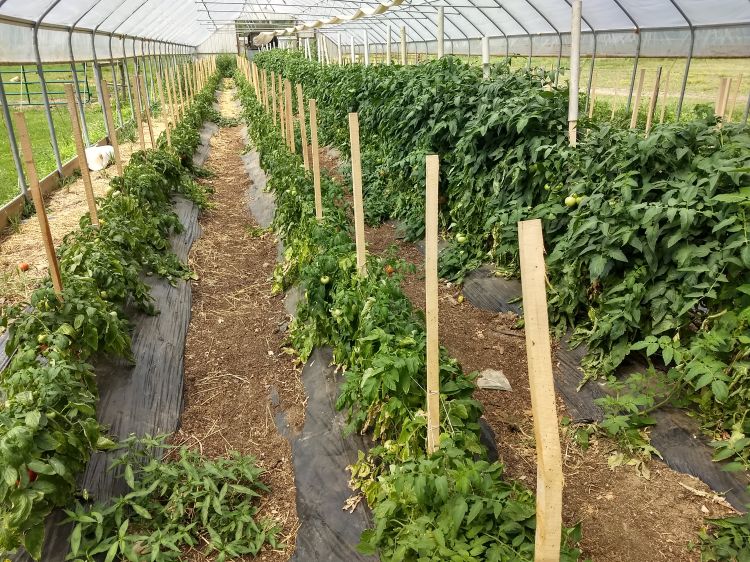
[
  {"x1": 156, "y1": 65, "x2": 171, "y2": 146},
  {"x1": 14, "y1": 113, "x2": 63, "y2": 296},
  {"x1": 400, "y1": 26, "x2": 407, "y2": 65},
  {"x1": 139, "y1": 75, "x2": 155, "y2": 147},
  {"x1": 176, "y1": 63, "x2": 185, "y2": 117},
  {"x1": 270, "y1": 71, "x2": 277, "y2": 123},
  {"x1": 285, "y1": 79, "x2": 295, "y2": 153},
  {"x1": 100, "y1": 81, "x2": 123, "y2": 176},
  {"x1": 166, "y1": 64, "x2": 178, "y2": 126},
  {"x1": 63, "y1": 84, "x2": 98, "y2": 226},
  {"x1": 348, "y1": 112, "x2": 367, "y2": 275},
  {"x1": 309, "y1": 99, "x2": 323, "y2": 220},
  {"x1": 279, "y1": 76, "x2": 286, "y2": 143},
  {"x1": 425, "y1": 153, "x2": 440, "y2": 454},
  {"x1": 518, "y1": 219, "x2": 563, "y2": 562},
  {"x1": 659, "y1": 69, "x2": 671, "y2": 124},
  {"x1": 629, "y1": 68, "x2": 646, "y2": 129},
  {"x1": 296, "y1": 83, "x2": 310, "y2": 170},
  {"x1": 645, "y1": 66, "x2": 662, "y2": 137}
]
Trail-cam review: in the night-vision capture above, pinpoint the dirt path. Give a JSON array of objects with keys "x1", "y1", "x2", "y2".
[
  {"x1": 0, "y1": 116, "x2": 167, "y2": 308},
  {"x1": 176, "y1": 80, "x2": 303, "y2": 561}
]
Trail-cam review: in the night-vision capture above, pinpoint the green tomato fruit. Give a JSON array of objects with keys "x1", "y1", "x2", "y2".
[
  {"x1": 564, "y1": 195, "x2": 577, "y2": 207},
  {"x1": 456, "y1": 234, "x2": 467, "y2": 244},
  {"x1": 320, "y1": 275, "x2": 330, "y2": 285}
]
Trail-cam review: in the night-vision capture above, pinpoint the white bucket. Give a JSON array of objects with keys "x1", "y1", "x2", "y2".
[{"x1": 85, "y1": 145, "x2": 115, "y2": 171}]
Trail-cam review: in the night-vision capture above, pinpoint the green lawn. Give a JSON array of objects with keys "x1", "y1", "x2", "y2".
[{"x1": 0, "y1": 60, "x2": 159, "y2": 206}]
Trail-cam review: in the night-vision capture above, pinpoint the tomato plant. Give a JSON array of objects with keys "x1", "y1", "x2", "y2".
[
  {"x1": 235, "y1": 66, "x2": 583, "y2": 561},
  {"x1": 0, "y1": 63, "x2": 224, "y2": 558},
  {"x1": 254, "y1": 50, "x2": 750, "y2": 473}
]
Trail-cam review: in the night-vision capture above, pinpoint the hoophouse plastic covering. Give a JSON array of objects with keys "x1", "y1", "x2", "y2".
[{"x1": 1, "y1": 0, "x2": 750, "y2": 63}]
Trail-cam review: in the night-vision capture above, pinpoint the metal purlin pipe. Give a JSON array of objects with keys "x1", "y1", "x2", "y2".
[
  {"x1": 92, "y1": 0, "x2": 130, "y2": 139},
  {"x1": 445, "y1": 0, "x2": 501, "y2": 61},
  {"x1": 91, "y1": 10, "x2": 122, "y2": 139},
  {"x1": 139, "y1": 39, "x2": 152, "y2": 108},
  {"x1": 484, "y1": 0, "x2": 532, "y2": 64},
  {"x1": 106, "y1": 0, "x2": 158, "y2": 126},
  {"x1": 108, "y1": 33, "x2": 124, "y2": 126},
  {"x1": 609, "y1": 0, "x2": 641, "y2": 112},
  {"x1": 584, "y1": 33, "x2": 598, "y2": 114},
  {"x1": 0, "y1": 76, "x2": 28, "y2": 197},
  {"x1": 33, "y1": 0, "x2": 64, "y2": 173},
  {"x1": 68, "y1": 36, "x2": 91, "y2": 145},
  {"x1": 499, "y1": 4, "x2": 533, "y2": 67},
  {"x1": 666, "y1": 0, "x2": 694, "y2": 121},
  {"x1": 121, "y1": 36, "x2": 135, "y2": 120},
  {"x1": 67, "y1": 0, "x2": 106, "y2": 147},
  {"x1": 519, "y1": 0, "x2": 562, "y2": 85}
]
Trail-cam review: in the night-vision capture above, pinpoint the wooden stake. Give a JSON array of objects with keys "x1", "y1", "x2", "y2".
[
  {"x1": 659, "y1": 69, "x2": 671, "y2": 124},
  {"x1": 309, "y1": 99, "x2": 323, "y2": 220},
  {"x1": 721, "y1": 78, "x2": 733, "y2": 121},
  {"x1": 183, "y1": 63, "x2": 191, "y2": 106},
  {"x1": 14, "y1": 113, "x2": 63, "y2": 296},
  {"x1": 645, "y1": 66, "x2": 662, "y2": 137},
  {"x1": 100, "y1": 81, "x2": 123, "y2": 176},
  {"x1": 263, "y1": 70, "x2": 269, "y2": 109},
  {"x1": 63, "y1": 84, "x2": 98, "y2": 226},
  {"x1": 715, "y1": 77, "x2": 729, "y2": 117},
  {"x1": 132, "y1": 74, "x2": 146, "y2": 150},
  {"x1": 166, "y1": 63, "x2": 178, "y2": 125},
  {"x1": 425, "y1": 153, "x2": 440, "y2": 455},
  {"x1": 271, "y1": 72, "x2": 277, "y2": 125},
  {"x1": 156, "y1": 65, "x2": 171, "y2": 147},
  {"x1": 348, "y1": 112, "x2": 367, "y2": 275},
  {"x1": 176, "y1": 64, "x2": 185, "y2": 117},
  {"x1": 629, "y1": 68, "x2": 646, "y2": 129},
  {"x1": 518, "y1": 218, "x2": 563, "y2": 562},
  {"x1": 279, "y1": 76, "x2": 286, "y2": 143},
  {"x1": 285, "y1": 80, "x2": 295, "y2": 153},
  {"x1": 296, "y1": 83, "x2": 310, "y2": 170},
  {"x1": 728, "y1": 74, "x2": 744, "y2": 122},
  {"x1": 139, "y1": 75, "x2": 155, "y2": 147}
]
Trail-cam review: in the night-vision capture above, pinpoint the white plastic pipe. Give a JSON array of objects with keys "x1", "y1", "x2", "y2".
[
  {"x1": 363, "y1": 30, "x2": 370, "y2": 66},
  {"x1": 386, "y1": 23, "x2": 392, "y2": 64},
  {"x1": 337, "y1": 32, "x2": 343, "y2": 64},
  {"x1": 437, "y1": 7, "x2": 444, "y2": 58},
  {"x1": 400, "y1": 25, "x2": 407, "y2": 65},
  {"x1": 482, "y1": 36, "x2": 490, "y2": 79},
  {"x1": 350, "y1": 37, "x2": 356, "y2": 64},
  {"x1": 568, "y1": 0, "x2": 582, "y2": 146}
]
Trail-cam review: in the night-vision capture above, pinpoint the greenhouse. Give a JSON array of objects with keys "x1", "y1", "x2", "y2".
[{"x1": 0, "y1": 0, "x2": 749, "y2": 560}]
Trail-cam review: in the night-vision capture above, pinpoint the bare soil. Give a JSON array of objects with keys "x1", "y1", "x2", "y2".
[
  {"x1": 0, "y1": 117, "x2": 166, "y2": 308},
  {"x1": 363, "y1": 204, "x2": 735, "y2": 562},
  {"x1": 177, "y1": 84, "x2": 303, "y2": 561}
]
